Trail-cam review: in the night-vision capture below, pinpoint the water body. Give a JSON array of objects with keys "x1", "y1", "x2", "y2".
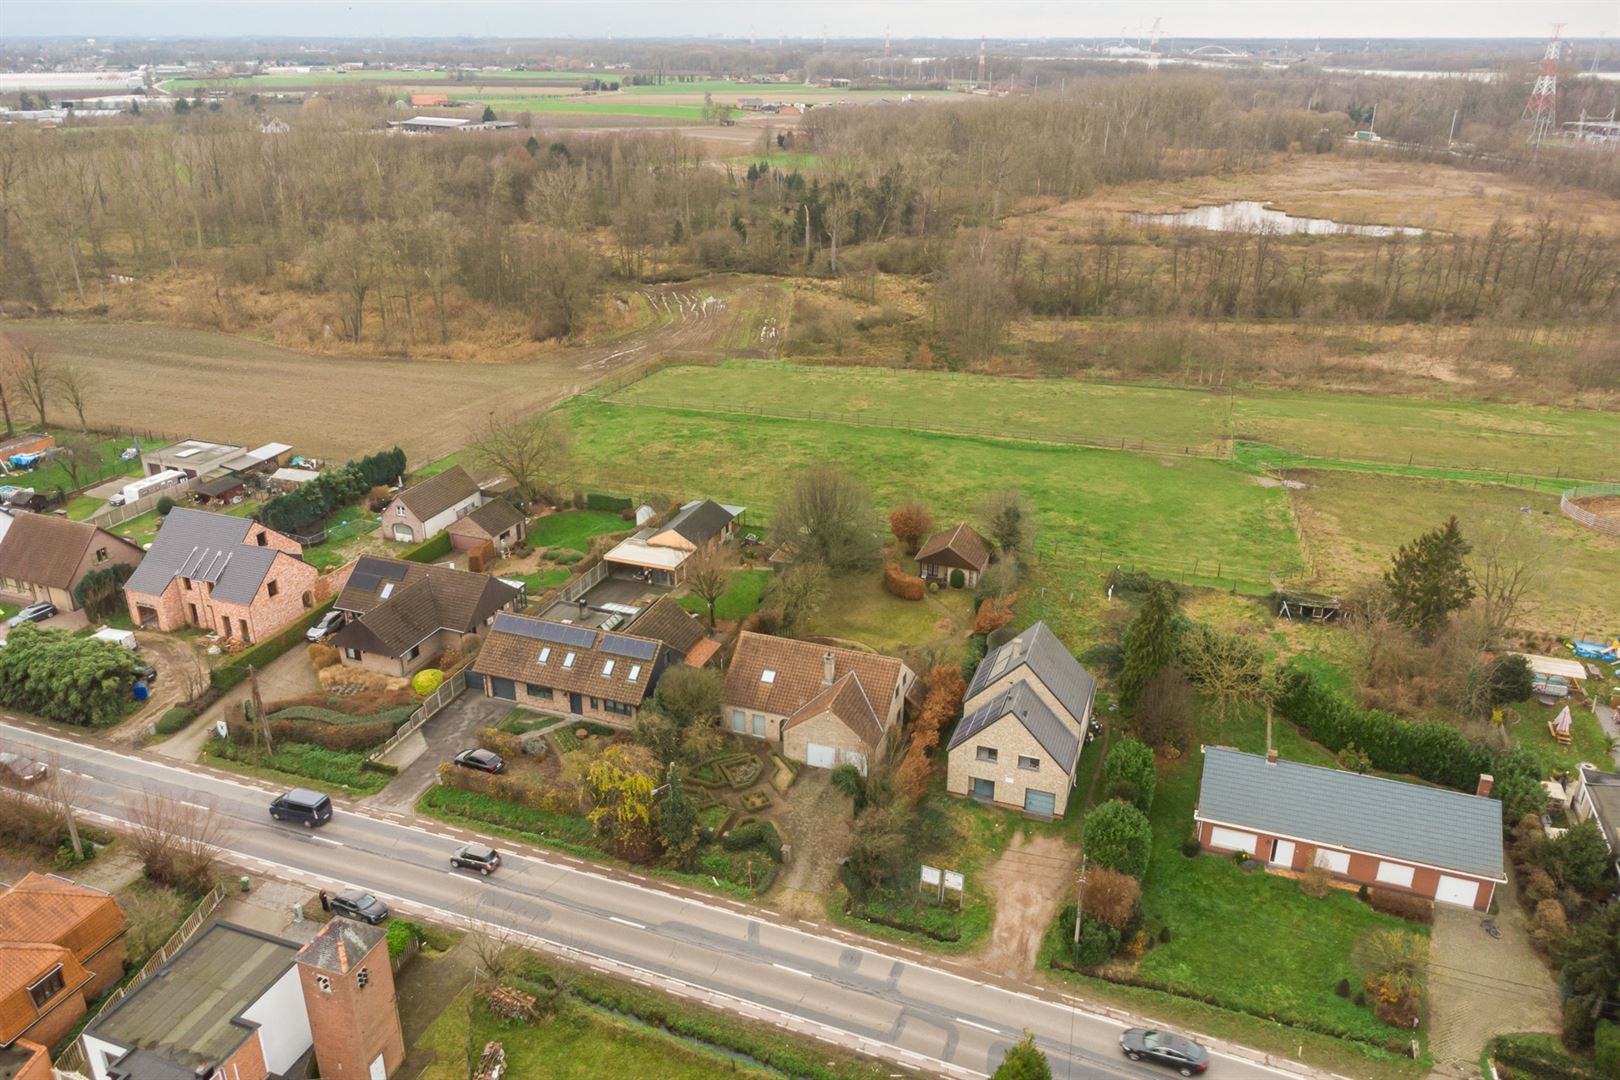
[{"x1": 1131, "y1": 200, "x2": 1425, "y2": 237}]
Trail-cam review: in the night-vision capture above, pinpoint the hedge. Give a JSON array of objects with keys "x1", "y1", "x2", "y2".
[
  {"x1": 1596, "y1": 1022, "x2": 1620, "y2": 1079},
  {"x1": 721, "y1": 820, "x2": 783, "y2": 861},
  {"x1": 155, "y1": 707, "x2": 195, "y2": 736},
  {"x1": 1364, "y1": 887, "x2": 1435, "y2": 926},
  {"x1": 212, "y1": 602, "x2": 334, "y2": 692},
  {"x1": 401, "y1": 531, "x2": 452, "y2": 564},
  {"x1": 1489, "y1": 1034, "x2": 1609, "y2": 1080},
  {"x1": 271, "y1": 704, "x2": 417, "y2": 727},
  {"x1": 585, "y1": 492, "x2": 633, "y2": 512},
  {"x1": 882, "y1": 561, "x2": 925, "y2": 601}
]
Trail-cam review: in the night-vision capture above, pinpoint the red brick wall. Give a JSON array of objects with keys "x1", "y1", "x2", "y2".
[
  {"x1": 9, "y1": 1039, "x2": 51, "y2": 1080},
  {"x1": 297, "y1": 935, "x2": 405, "y2": 1080},
  {"x1": 79, "y1": 936, "x2": 125, "y2": 998},
  {"x1": 216, "y1": 1028, "x2": 269, "y2": 1080}
]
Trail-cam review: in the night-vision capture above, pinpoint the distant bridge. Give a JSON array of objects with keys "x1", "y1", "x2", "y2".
[{"x1": 1186, "y1": 45, "x2": 1249, "y2": 58}]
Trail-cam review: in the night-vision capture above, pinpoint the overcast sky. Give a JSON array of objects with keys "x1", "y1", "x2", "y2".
[{"x1": 7, "y1": 1, "x2": 1619, "y2": 42}]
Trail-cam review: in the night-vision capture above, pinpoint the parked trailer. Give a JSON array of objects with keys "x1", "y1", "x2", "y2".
[{"x1": 110, "y1": 468, "x2": 187, "y2": 507}]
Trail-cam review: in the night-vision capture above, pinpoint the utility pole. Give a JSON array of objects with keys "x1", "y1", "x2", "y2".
[
  {"x1": 1523, "y1": 23, "x2": 1564, "y2": 148},
  {"x1": 1447, "y1": 107, "x2": 1459, "y2": 147},
  {"x1": 250, "y1": 664, "x2": 271, "y2": 754},
  {"x1": 1072, "y1": 853, "x2": 1089, "y2": 959}
]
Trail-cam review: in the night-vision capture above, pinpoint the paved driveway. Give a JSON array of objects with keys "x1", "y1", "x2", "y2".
[
  {"x1": 364, "y1": 692, "x2": 511, "y2": 813},
  {"x1": 0, "y1": 604, "x2": 88, "y2": 641}
]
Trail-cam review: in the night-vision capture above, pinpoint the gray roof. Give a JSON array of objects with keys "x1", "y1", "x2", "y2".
[
  {"x1": 662, "y1": 499, "x2": 736, "y2": 546},
  {"x1": 297, "y1": 916, "x2": 386, "y2": 974},
  {"x1": 967, "y1": 621, "x2": 1095, "y2": 725},
  {"x1": 1578, "y1": 765, "x2": 1620, "y2": 853},
  {"x1": 124, "y1": 508, "x2": 287, "y2": 605},
  {"x1": 949, "y1": 679, "x2": 1081, "y2": 774},
  {"x1": 1197, "y1": 747, "x2": 1505, "y2": 880}
]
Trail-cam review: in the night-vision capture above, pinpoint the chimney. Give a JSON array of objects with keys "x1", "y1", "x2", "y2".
[
  {"x1": 823, "y1": 651, "x2": 835, "y2": 686},
  {"x1": 1266, "y1": 748, "x2": 1278, "y2": 764},
  {"x1": 1476, "y1": 773, "x2": 1494, "y2": 798},
  {"x1": 578, "y1": 599, "x2": 588, "y2": 617}
]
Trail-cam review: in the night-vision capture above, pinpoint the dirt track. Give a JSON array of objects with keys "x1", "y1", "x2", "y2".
[{"x1": 4, "y1": 283, "x2": 746, "y2": 463}]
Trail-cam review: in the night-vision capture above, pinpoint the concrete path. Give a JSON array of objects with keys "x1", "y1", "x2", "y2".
[{"x1": 364, "y1": 693, "x2": 509, "y2": 813}]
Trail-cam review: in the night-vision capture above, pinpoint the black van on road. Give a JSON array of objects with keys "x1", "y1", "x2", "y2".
[{"x1": 269, "y1": 788, "x2": 333, "y2": 827}]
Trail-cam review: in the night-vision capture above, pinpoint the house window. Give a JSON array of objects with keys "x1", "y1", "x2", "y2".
[
  {"x1": 562, "y1": 652, "x2": 575, "y2": 669},
  {"x1": 344, "y1": 647, "x2": 360, "y2": 661},
  {"x1": 356, "y1": 966, "x2": 370, "y2": 989},
  {"x1": 976, "y1": 746, "x2": 998, "y2": 764},
  {"x1": 396, "y1": 506, "x2": 406, "y2": 516},
  {"x1": 403, "y1": 645, "x2": 420, "y2": 661},
  {"x1": 538, "y1": 647, "x2": 551, "y2": 664},
  {"x1": 760, "y1": 669, "x2": 776, "y2": 684},
  {"x1": 1314, "y1": 849, "x2": 1351, "y2": 875},
  {"x1": 1018, "y1": 755, "x2": 1040, "y2": 771},
  {"x1": 256, "y1": 532, "x2": 268, "y2": 546},
  {"x1": 267, "y1": 580, "x2": 279, "y2": 598},
  {"x1": 527, "y1": 685, "x2": 552, "y2": 699},
  {"x1": 380, "y1": 583, "x2": 394, "y2": 599},
  {"x1": 28, "y1": 966, "x2": 65, "y2": 1008},
  {"x1": 604, "y1": 699, "x2": 631, "y2": 716},
  {"x1": 751, "y1": 714, "x2": 766, "y2": 737},
  {"x1": 602, "y1": 660, "x2": 615, "y2": 676},
  {"x1": 730, "y1": 709, "x2": 746, "y2": 733},
  {"x1": 95, "y1": 547, "x2": 108, "y2": 563}
]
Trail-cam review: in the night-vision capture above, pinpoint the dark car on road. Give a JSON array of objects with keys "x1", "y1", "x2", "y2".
[
  {"x1": 1120, "y1": 1029, "x2": 1209, "y2": 1076},
  {"x1": 6, "y1": 602, "x2": 56, "y2": 628},
  {"x1": 330, "y1": 888, "x2": 390, "y2": 925},
  {"x1": 0, "y1": 751, "x2": 48, "y2": 786},
  {"x1": 453, "y1": 748, "x2": 506, "y2": 774},
  {"x1": 450, "y1": 843, "x2": 502, "y2": 876},
  {"x1": 305, "y1": 610, "x2": 346, "y2": 643}
]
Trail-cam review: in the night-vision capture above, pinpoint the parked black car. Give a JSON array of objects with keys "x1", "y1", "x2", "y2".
[
  {"x1": 1120, "y1": 1029, "x2": 1209, "y2": 1076},
  {"x1": 0, "y1": 751, "x2": 48, "y2": 786},
  {"x1": 330, "y1": 888, "x2": 390, "y2": 925},
  {"x1": 450, "y1": 844, "x2": 502, "y2": 876},
  {"x1": 6, "y1": 601, "x2": 56, "y2": 628},
  {"x1": 453, "y1": 748, "x2": 506, "y2": 774}
]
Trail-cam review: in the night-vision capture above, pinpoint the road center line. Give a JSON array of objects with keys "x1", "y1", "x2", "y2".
[
  {"x1": 771, "y1": 962, "x2": 812, "y2": 979},
  {"x1": 608, "y1": 916, "x2": 646, "y2": 930},
  {"x1": 955, "y1": 1017, "x2": 1001, "y2": 1035}
]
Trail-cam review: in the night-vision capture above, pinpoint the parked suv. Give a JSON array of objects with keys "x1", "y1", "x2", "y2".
[
  {"x1": 269, "y1": 788, "x2": 333, "y2": 828},
  {"x1": 305, "y1": 610, "x2": 346, "y2": 643},
  {"x1": 6, "y1": 602, "x2": 56, "y2": 628},
  {"x1": 330, "y1": 888, "x2": 389, "y2": 925},
  {"x1": 453, "y1": 748, "x2": 506, "y2": 774},
  {"x1": 450, "y1": 844, "x2": 502, "y2": 876}
]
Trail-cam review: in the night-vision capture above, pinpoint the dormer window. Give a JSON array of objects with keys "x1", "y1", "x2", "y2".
[
  {"x1": 256, "y1": 531, "x2": 268, "y2": 546},
  {"x1": 538, "y1": 647, "x2": 551, "y2": 663},
  {"x1": 761, "y1": 669, "x2": 776, "y2": 684},
  {"x1": 628, "y1": 665, "x2": 641, "y2": 682},
  {"x1": 602, "y1": 660, "x2": 615, "y2": 676},
  {"x1": 563, "y1": 652, "x2": 575, "y2": 669}
]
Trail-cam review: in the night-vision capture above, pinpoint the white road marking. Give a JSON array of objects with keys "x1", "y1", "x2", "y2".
[
  {"x1": 608, "y1": 916, "x2": 645, "y2": 930},
  {"x1": 309, "y1": 836, "x2": 341, "y2": 846},
  {"x1": 771, "y1": 963, "x2": 812, "y2": 979},
  {"x1": 955, "y1": 1017, "x2": 1001, "y2": 1035}
]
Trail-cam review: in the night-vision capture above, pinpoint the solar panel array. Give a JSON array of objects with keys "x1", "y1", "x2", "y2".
[
  {"x1": 348, "y1": 557, "x2": 410, "y2": 595},
  {"x1": 601, "y1": 634, "x2": 658, "y2": 661},
  {"x1": 492, "y1": 613, "x2": 596, "y2": 648}
]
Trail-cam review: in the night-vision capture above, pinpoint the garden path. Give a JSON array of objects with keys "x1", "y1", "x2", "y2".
[
  {"x1": 770, "y1": 770, "x2": 855, "y2": 918},
  {"x1": 978, "y1": 832, "x2": 1079, "y2": 976}
]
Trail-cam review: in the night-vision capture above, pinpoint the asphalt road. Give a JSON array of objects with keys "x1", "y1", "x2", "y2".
[{"x1": 1, "y1": 719, "x2": 1321, "y2": 1080}]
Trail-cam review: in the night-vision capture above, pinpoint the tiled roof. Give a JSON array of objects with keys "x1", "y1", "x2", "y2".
[
  {"x1": 1197, "y1": 747, "x2": 1506, "y2": 880},
  {"x1": 948, "y1": 679, "x2": 1081, "y2": 774},
  {"x1": 725, "y1": 633, "x2": 908, "y2": 739},
  {"x1": 967, "y1": 621, "x2": 1095, "y2": 726},
  {"x1": 330, "y1": 556, "x2": 519, "y2": 658},
  {"x1": 626, "y1": 596, "x2": 708, "y2": 659},
  {"x1": 915, "y1": 522, "x2": 991, "y2": 572},
  {"x1": 658, "y1": 499, "x2": 736, "y2": 547},
  {"x1": 123, "y1": 509, "x2": 290, "y2": 605},
  {"x1": 473, "y1": 613, "x2": 665, "y2": 705},
  {"x1": 296, "y1": 917, "x2": 385, "y2": 974},
  {"x1": 448, "y1": 498, "x2": 524, "y2": 538},
  {"x1": 0, "y1": 515, "x2": 139, "y2": 590},
  {"x1": 0, "y1": 872, "x2": 126, "y2": 961},
  {"x1": 393, "y1": 466, "x2": 480, "y2": 522},
  {"x1": 783, "y1": 671, "x2": 884, "y2": 750},
  {"x1": 0, "y1": 942, "x2": 84, "y2": 1043}
]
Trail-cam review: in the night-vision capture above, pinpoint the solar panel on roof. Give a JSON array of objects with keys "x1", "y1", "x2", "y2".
[
  {"x1": 349, "y1": 557, "x2": 410, "y2": 595},
  {"x1": 492, "y1": 613, "x2": 596, "y2": 648},
  {"x1": 601, "y1": 634, "x2": 658, "y2": 660}
]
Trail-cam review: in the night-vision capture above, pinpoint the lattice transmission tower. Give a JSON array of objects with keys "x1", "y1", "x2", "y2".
[{"x1": 1523, "y1": 24, "x2": 1564, "y2": 146}]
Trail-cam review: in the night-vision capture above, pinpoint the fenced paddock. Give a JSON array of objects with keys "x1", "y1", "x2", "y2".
[{"x1": 1560, "y1": 483, "x2": 1620, "y2": 536}]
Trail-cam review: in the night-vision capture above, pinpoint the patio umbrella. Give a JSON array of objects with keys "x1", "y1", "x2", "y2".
[{"x1": 1553, "y1": 705, "x2": 1573, "y2": 737}]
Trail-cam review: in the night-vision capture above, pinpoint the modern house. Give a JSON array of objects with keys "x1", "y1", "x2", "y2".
[
  {"x1": 0, "y1": 873, "x2": 127, "y2": 1058},
  {"x1": 602, "y1": 499, "x2": 741, "y2": 586},
  {"x1": 0, "y1": 515, "x2": 144, "y2": 613},
  {"x1": 470, "y1": 613, "x2": 673, "y2": 725},
  {"x1": 625, "y1": 595, "x2": 720, "y2": 668},
  {"x1": 382, "y1": 466, "x2": 484, "y2": 544},
  {"x1": 1195, "y1": 747, "x2": 1507, "y2": 910},
  {"x1": 446, "y1": 498, "x2": 527, "y2": 555},
  {"x1": 81, "y1": 918, "x2": 403, "y2": 1080},
  {"x1": 723, "y1": 632, "x2": 915, "y2": 775},
  {"x1": 947, "y1": 621, "x2": 1096, "y2": 818},
  {"x1": 914, "y1": 523, "x2": 991, "y2": 588},
  {"x1": 327, "y1": 556, "x2": 523, "y2": 676},
  {"x1": 123, "y1": 509, "x2": 319, "y2": 643}
]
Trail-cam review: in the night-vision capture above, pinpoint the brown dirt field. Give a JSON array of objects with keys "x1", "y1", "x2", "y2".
[
  {"x1": 977, "y1": 832, "x2": 1079, "y2": 976},
  {"x1": 1576, "y1": 495, "x2": 1620, "y2": 524},
  {"x1": 6, "y1": 279, "x2": 763, "y2": 462}
]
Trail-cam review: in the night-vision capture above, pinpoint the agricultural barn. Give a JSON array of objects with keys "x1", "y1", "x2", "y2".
[{"x1": 1195, "y1": 747, "x2": 1506, "y2": 910}]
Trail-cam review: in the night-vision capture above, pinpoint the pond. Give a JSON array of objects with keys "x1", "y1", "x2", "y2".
[{"x1": 1131, "y1": 200, "x2": 1424, "y2": 237}]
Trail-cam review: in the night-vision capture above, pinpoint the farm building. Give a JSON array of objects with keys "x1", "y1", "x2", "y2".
[
  {"x1": 602, "y1": 498, "x2": 741, "y2": 585},
  {"x1": 470, "y1": 613, "x2": 674, "y2": 726},
  {"x1": 0, "y1": 515, "x2": 144, "y2": 614},
  {"x1": 915, "y1": 522, "x2": 991, "y2": 588},
  {"x1": 1195, "y1": 747, "x2": 1506, "y2": 910},
  {"x1": 328, "y1": 556, "x2": 522, "y2": 677},
  {"x1": 220, "y1": 442, "x2": 293, "y2": 476},
  {"x1": 192, "y1": 474, "x2": 246, "y2": 505},
  {"x1": 268, "y1": 466, "x2": 320, "y2": 493},
  {"x1": 139, "y1": 439, "x2": 242, "y2": 479},
  {"x1": 408, "y1": 93, "x2": 450, "y2": 107},
  {"x1": 723, "y1": 632, "x2": 915, "y2": 774},
  {"x1": 382, "y1": 465, "x2": 485, "y2": 544}
]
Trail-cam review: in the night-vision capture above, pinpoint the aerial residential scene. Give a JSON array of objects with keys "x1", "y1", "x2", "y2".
[{"x1": 1, "y1": 1, "x2": 1619, "y2": 1078}]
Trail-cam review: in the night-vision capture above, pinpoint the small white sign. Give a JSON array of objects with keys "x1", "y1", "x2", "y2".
[
  {"x1": 943, "y1": 870, "x2": 965, "y2": 893},
  {"x1": 215, "y1": 719, "x2": 230, "y2": 739},
  {"x1": 920, "y1": 864, "x2": 942, "y2": 887}
]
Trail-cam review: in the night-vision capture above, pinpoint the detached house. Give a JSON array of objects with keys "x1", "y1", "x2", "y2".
[
  {"x1": 0, "y1": 873, "x2": 127, "y2": 1060},
  {"x1": 328, "y1": 556, "x2": 523, "y2": 677},
  {"x1": 383, "y1": 466, "x2": 484, "y2": 545},
  {"x1": 446, "y1": 498, "x2": 527, "y2": 555},
  {"x1": 915, "y1": 523, "x2": 991, "y2": 589},
  {"x1": 123, "y1": 509, "x2": 318, "y2": 643},
  {"x1": 948, "y1": 621, "x2": 1096, "y2": 818},
  {"x1": 0, "y1": 515, "x2": 144, "y2": 613},
  {"x1": 471, "y1": 613, "x2": 673, "y2": 724},
  {"x1": 724, "y1": 632, "x2": 915, "y2": 774},
  {"x1": 602, "y1": 499, "x2": 741, "y2": 585},
  {"x1": 1195, "y1": 747, "x2": 1507, "y2": 910}
]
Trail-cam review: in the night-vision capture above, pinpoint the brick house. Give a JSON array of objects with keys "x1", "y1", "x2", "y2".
[
  {"x1": 445, "y1": 498, "x2": 527, "y2": 555},
  {"x1": 327, "y1": 556, "x2": 522, "y2": 677},
  {"x1": 723, "y1": 632, "x2": 915, "y2": 775},
  {"x1": 947, "y1": 621, "x2": 1096, "y2": 818},
  {"x1": 0, "y1": 515, "x2": 144, "y2": 613},
  {"x1": 602, "y1": 498, "x2": 740, "y2": 586},
  {"x1": 471, "y1": 612, "x2": 673, "y2": 725},
  {"x1": 915, "y1": 522, "x2": 991, "y2": 589},
  {"x1": 0, "y1": 873, "x2": 127, "y2": 1058},
  {"x1": 82, "y1": 918, "x2": 403, "y2": 1080},
  {"x1": 123, "y1": 508, "x2": 319, "y2": 643},
  {"x1": 1195, "y1": 747, "x2": 1506, "y2": 910},
  {"x1": 0, "y1": 1038, "x2": 51, "y2": 1080},
  {"x1": 625, "y1": 595, "x2": 721, "y2": 668},
  {"x1": 382, "y1": 466, "x2": 484, "y2": 544}
]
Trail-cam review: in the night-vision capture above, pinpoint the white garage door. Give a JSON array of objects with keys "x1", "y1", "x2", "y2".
[
  {"x1": 806, "y1": 743, "x2": 836, "y2": 768},
  {"x1": 1208, "y1": 827, "x2": 1258, "y2": 854},
  {"x1": 1314, "y1": 849, "x2": 1351, "y2": 875},
  {"x1": 1434, "y1": 875, "x2": 1480, "y2": 908}
]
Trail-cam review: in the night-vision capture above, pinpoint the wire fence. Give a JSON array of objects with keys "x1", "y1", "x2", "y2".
[{"x1": 1561, "y1": 483, "x2": 1620, "y2": 537}]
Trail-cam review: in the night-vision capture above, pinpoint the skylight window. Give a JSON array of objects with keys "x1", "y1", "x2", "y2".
[
  {"x1": 538, "y1": 647, "x2": 551, "y2": 663},
  {"x1": 628, "y1": 665, "x2": 641, "y2": 682},
  {"x1": 563, "y1": 652, "x2": 576, "y2": 669},
  {"x1": 602, "y1": 660, "x2": 615, "y2": 676},
  {"x1": 380, "y1": 582, "x2": 394, "y2": 599},
  {"x1": 761, "y1": 669, "x2": 776, "y2": 684}
]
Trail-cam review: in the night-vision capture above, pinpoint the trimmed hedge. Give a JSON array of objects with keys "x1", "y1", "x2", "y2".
[
  {"x1": 1489, "y1": 1034, "x2": 1609, "y2": 1080},
  {"x1": 882, "y1": 561, "x2": 925, "y2": 601},
  {"x1": 401, "y1": 530, "x2": 453, "y2": 564},
  {"x1": 212, "y1": 602, "x2": 334, "y2": 692},
  {"x1": 361, "y1": 759, "x2": 399, "y2": 776},
  {"x1": 386, "y1": 919, "x2": 424, "y2": 960},
  {"x1": 1364, "y1": 887, "x2": 1435, "y2": 926},
  {"x1": 721, "y1": 820, "x2": 783, "y2": 861},
  {"x1": 155, "y1": 707, "x2": 195, "y2": 736},
  {"x1": 585, "y1": 492, "x2": 633, "y2": 512},
  {"x1": 271, "y1": 704, "x2": 417, "y2": 727}
]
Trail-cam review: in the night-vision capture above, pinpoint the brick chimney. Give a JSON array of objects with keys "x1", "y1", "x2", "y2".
[
  {"x1": 1266, "y1": 748, "x2": 1278, "y2": 764},
  {"x1": 1476, "y1": 773, "x2": 1494, "y2": 798},
  {"x1": 822, "y1": 651, "x2": 835, "y2": 686}
]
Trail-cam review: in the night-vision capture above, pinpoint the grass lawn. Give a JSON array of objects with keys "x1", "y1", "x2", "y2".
[
  {"x1": 109, "y1": 509, "x2": 162, "y2": 548},
  {"x1": 480, "y1": 98, "x2": 739, "y2": 121},
  {"x1": 64, "y1": 495, "x2": 102, "y2": 520},
  {"x1": 1514, "y1": 696, "x2": 1613, "y2": 774},
  {"x1": 511, "y1": 567, "x2": 572, "y2": 593},
  {"x1": 560, "y1": 399, "x2": 1302, "y2": 589},
  {"x1": 201, "y1": 738, "x2": 388, "y2": 797},
  {"x1": 801, "y1": 572, "x2": 974, "y2": 656},
  {"x1": 4, "y1": 431, "x2": 141, "y2": 494},
  {"x1": 528, "y1": 509, "x2": 628, "y2": 552},
  {"x1": 497, "y1": 709, "x2": 565, "y2": 735},
  {"x1": 678, "y1": 568, "x2": 768, "y2": 622},
  {"x1": 1288, "y1": 468, "x2": 1620, "y2": 635}
]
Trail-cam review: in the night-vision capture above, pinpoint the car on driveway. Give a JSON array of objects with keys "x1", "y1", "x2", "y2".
[
  {"x1": 453, "y1": 748, "x2": 506, "y2": 774},
  {"x1": 330, "y1": 888, "x2": 390, "y2": 925},
  {"x1": 305, "y1": 610, "x2": 346, "y2": 643},
  {"x1": 1120, "y1": 1029, "x2": 1209, "y2": 1075},
  {"x1": 450, "y1": 843, "x2": 502, "y2": 875},
  {"x1": 0, "y1": 751, "x2": 48, "y2": 786},
  {"x1": 6, "y1": 602, "x2": 56, "y2": 628}
]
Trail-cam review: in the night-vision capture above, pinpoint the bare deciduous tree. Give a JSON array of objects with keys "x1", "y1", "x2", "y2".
[
  {"x1": 1468, "y1": 515, "x2": 1546, "y2": 648},
  {"x1": 2, "y1": 335, "x2": 54, "y2": 427},
  {"x1": 125, "y1": 791, "x2": 228, "y2": 891},
  {"x1": 469, "y1": 409, "x2": 572, "y2": 508},
  {"x1": 56, "y1": 363, "x2": 93, "y2": 428},
  {"x1": 44, "y1": 752, "x2": 84, "y2": 860},
  {"x1": 685, "y1": 552, "x2": 730, "y2": 628},
  {"x1": 773, "y1": 464, "x2": 878, "y2": 572}
]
